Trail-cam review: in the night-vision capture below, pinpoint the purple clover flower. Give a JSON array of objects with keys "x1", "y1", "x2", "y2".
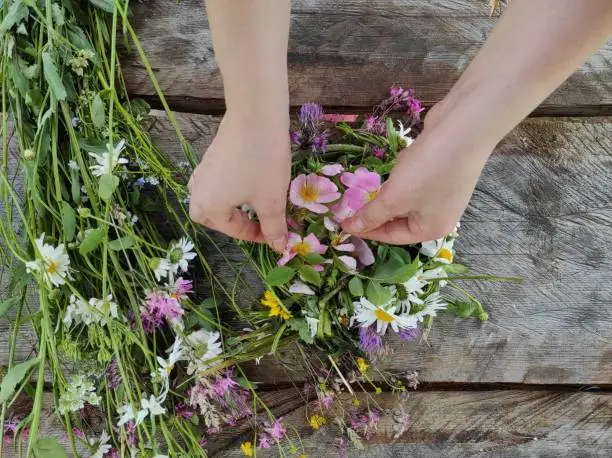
[
  {"x1": 371, "y1": 146, "x2": 386, "y2": 159},
  {"x1": 399, "y1": 327, "x2": 421, "y2": 342},
  {"x1": 311, "y1": 134, "x2": 328, "y2": 153},
  {"x1": 359, "y1": 326, "x2": 384, "y2": 359},
  {"x1": 299, "y1": 103, "x2": 324, "y2": 127},
  {"x1": 106, "y1": 358, "x2": 121, "y2": 389},
  {"x1": 175, "y1": 402, "x2": 195, "y2": 420},
  {"x1": 263, "y1": 418, "x2": 286, "y2": 441}
]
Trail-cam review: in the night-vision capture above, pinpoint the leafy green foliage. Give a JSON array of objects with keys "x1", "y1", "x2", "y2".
[
  {"x1": 61, "y1": 201, "x2": 76, "y2": 241},
  {"x1": 98, "y1": 174, "x2": 119, "y2": 201},
  {"x1": 78, "y1": 227, "x2": 105, "y2": 255},
  {"x1": 0, "y1": 358, "x2": 39, "y2": 404},
  {"x1": 299, "y1": 265, "x2": 321, "y2": 287},
  {"x1": 265, "y1": 266, "x2": 296, "y2": 286},
  {"x1": 33, "y1": 437, "x2": 68, "y2": 458},
  {"x1": 42, "y1": 52, "x2": 67, "y2": 101}
]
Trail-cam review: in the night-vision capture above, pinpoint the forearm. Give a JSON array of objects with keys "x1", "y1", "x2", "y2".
[
  {"x1": 205, "y1": 0, "x2": 291, "y2": 116},
  {"x1": 432, "y1": 0, "x2": 612, "y2": 147}
]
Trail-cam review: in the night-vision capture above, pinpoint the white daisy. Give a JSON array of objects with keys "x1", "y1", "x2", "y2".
[
  {"x1": 352, "y1": 297, "x2": 418, "y2": 335},
  {"x1": 414, "y1": 292, "x2": 448, "y2": 321},
  {"x1": 397, "y1": 120, "x2": 414, "y2": 147},
  {"x1": 167, "y1": 237, "x2": 197, "y2": 274},
  {"x1": 151, "y1": 257, "x2": 172, "y2": 282},
  {"x1": 89, "y1": 139, "x2": 128, "y2": 177},
  {"x1": 89, "y1": 430, "x2": 112, "y2": 458},
  {"x1": 184, "y1": 329, "x2": 223, "y2": 375},
  {"x1": 420, "y1": 237, "x2": 455, "y2": 264},
  {"x1": 25, "y1": 234, "x2": 71, "y2": 288}
]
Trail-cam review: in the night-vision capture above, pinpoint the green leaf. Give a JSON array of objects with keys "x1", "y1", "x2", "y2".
[
  {"x1": 299, "y1": 265, "x2": 321, "y2": 287},
  {"x1": 288, "y1": 318, "x2": 314, "y2": 344},
  {"x1": 265, "y1": 266, "x2": 295, "y2": 287},
  {"x1": 348, "y1": 277, "x2": 364, "y2": 297},
  {"x1": 60, "y1": 201, "x2": 76, "y2": 242},
  {"x1": 236, "y1": 376, "x2": 257, "y2": 390},
  {"x1": 70, "y1": 169, "x2": 81, "y2": 203},
  {"x1": 33, "y1": 437, "x2": 68, "y2": 458},
  {"x1": 78, "y1": 136, "x2": 108, "y2": 154},
  {"x1": 42, "y1": 52, "x2": 66, "y2": 101},
  {"x1": 386, "y1": 117, "x2": 398, "y2": 153},
  {"x1": 0, "y1": 358, "x2": 39, "y2": 404},
  {"x1": 389, "y1": 247, "x2": 411, "y2": 264},
  {"x1": 108, "y1": 236, "x2": 135, "y2": 251},
  {"x1": 377, "y1": 257, "x2": 420, "y2": 284},
  {"x1": 98, "y1": 174, "x2": 119, "y2": 201},
  {"x1": 67, "y1": 26, "x2": 95, "y2": 53},
  {"x1": 443, "y1": 263, "x2": 469, "y2": 274},
  {"x1": 89, "y1": 0, "x2": 114, "y2": 13},
  {"x1": 374, "y1": 258, "x2": 404, "y2": 280},
  {"x1": 78, "y1": 227, "x2": 105, "y2": 256},
  {"x1": 0, "y1": 0, "x2": 28, "y2": 36},
  {"x1": 8, "y1": 62, "x2": 28, "y2": 95},
  {"x1": 0, "y1": 297, "x2": 19, "y2": 318},
  {"x1": 446, "y1": 300, "x2": 477, "y2": 319},
  {"x1": 366, "y1": 281, "x2": 393, "y2": 306},
  {"x1": 302, "y1": 252, "x2": 326, "y2": 265},
  {"x1": 90, "y1": 92, "x2": 106, "y2": 129}
]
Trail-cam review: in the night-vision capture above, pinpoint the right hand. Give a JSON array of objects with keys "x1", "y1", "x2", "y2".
[{"x1": 189, "y1": 111, "x2": 291, "y2": 252}]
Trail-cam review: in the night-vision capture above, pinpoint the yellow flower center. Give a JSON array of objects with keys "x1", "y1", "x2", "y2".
[
  {"x1": 438, "y1": 247, "x2": 453, "y2": 262},
  {"x1": 367, "y1": 189, "x2": 378, "y2": 202},
  {"x1": 292, "y1": 241, "x2": 311, "y2": 256},
  {"x1": 299, "y1": 183, "x2": 319, "y2": 203},
  {"x1": 46, "y1": 260, "x2": 58, "y2": 274},
  {"x1": 309, "y1": 414, "x2": 327, "y2": 430},
  {"x1": 374, "y1": 308, "x2": 396, "y2": 323}
]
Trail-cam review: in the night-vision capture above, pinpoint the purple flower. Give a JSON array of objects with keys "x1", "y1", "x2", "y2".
[
  {"x1": 172, "y1": 278, "x2": 193, "y2": 298},
  {"x1": 407, "y1": 97, "x2": 423, "y2": 117},
  {"x1": 3, "y1": 414, "x2": 21, "y2": 445},
  {"x1": 72, "y1": 427, "x2": 85, "y2": 439},
  {"x1": 109, "y1": 449, "x2": 120, "y2": 458},
  {"x1": 145, "y1": 292, "x2": 184, "y2": 320},
  {"x1": 126, "y1": 422, "x2": 138, "y2": 447},
  {"x1": 290, "y1": 131, "x2": 301, "y2": 145},
  {"x1": 140, "y1": 307, "x2": 164, "y2": 334},
  {"x1": 389, "y1": 85, "x2": 404, "y2": 98},
  {"x1": 175, "y1": 402, "x2": 194, "y2": 420},
  {"x1": 106, "y1": 358, "x2": 121, "y2": 389},
  {"x1": 258, "y1": 433, "x2": 274, "y2": 449},
  {"x1": 399, "y1": 327, "x2": 420, "y2": 342},
  {"x1": 264, "y1": 418, "x2": 286, "y2": 441},
  {"x1": 199, "y1": 438, "x2": 208, "y2": 447},
  {"x1": 299, "y1": 103, "x2": 324, "y2": 127},
  {"x1": 320, "y1": 394, "x2": 334, "y2": 409},
  {"x1": 212, "y1": 370, "x2": 239, "y2": 398},
  {"x1": 359, "y1": 326, "x2": 383, "y2": 359},
  {"x1": 135, "y1": 177, "x2": 146, "y2": 187},
  {"x1": 365, "y1": 115, "x2": 378, "y2": 131},
  {"x1": 312, "y1": 134, "x2": 328, "y2": 153},
  {"x1": 371, "y1": 146, "x2": 386, "y2": 159}
]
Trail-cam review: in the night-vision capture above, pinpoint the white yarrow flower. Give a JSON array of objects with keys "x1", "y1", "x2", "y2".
[
  {"x1": 58, "y1": 375, "x2": 101, "y2": 415},
  {"x1": 25, "y1": 234, "x2": 71, "y2": 288},
  {"x1": 351, "y1": 297, "x2": 418, "y2": 335},
  {"x1": 89, "y1": 430, "x2": 112, "y2": 458},
  {"x1": 397, "y1": 120, "x2": 414, "y2": 147},
  {"x1": 89, "y1": 139, "x2": 128, "y2": 177}
]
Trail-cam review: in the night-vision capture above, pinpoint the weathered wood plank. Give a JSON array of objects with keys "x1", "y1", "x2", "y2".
[
  {"x1": 122, "y1": 0, "x2": 612, "y2": 112},
  {"x1": 212, "y1": 390, "x2": 612, "y2": 457},
  {"x1": 147, "y1": 111, "x2": 612, "y2": 385}
]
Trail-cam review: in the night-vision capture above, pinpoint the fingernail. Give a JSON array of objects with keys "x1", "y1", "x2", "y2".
[
  {"x1": 347, "y1": 218, "x2": 365, "y2": 233},
  {"x1": 272, "y1": 237, "x2": 287, "y2": 252}
]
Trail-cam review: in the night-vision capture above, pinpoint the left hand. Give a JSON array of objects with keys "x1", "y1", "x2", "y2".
[{"x1": 341, "y1": 107, "x2": 495, "y2": 244}]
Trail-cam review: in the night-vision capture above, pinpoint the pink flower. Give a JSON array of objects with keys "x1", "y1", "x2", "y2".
[
  {"x1": 212, "y1": 371, "x2": 238, "y2": 398},
  {"x1": 351, "y1": 237, "x2": 375, "y2": 266},
  {"x1": 371, "y1": 147, "x2": 385, "y2": 159},
  {"x1": 258, "y1": 433, "x2": 274, "y2": 449},
  {"x1": 320, "y1": 164, "x2": 344, "y2": 176},
  {"x1": 290, "y1": 174, "x2": 341, "y2": 213},
  {"x1": 145, "y1": 292, "x2": 184, "y2": 320},
  {"x1": 330, "y1": 196, "x2": 355, "y2": 223},
  {"x1": 341, "y1": 168, "x2": 382, "y2": 212},
  {"x1": 287, "y1": 216, "x2": 304, "y2": 232},
  {"x1": 324, "y1": 216, "x2": 339, "y2": 232},
  {"x1": 289, "y1": 281, "x2": 316, "y2": 295},
  {"x1": 338, "y1": 256, "x2": 357, "y2": 270},
  {"x1": 278, "y1": 233, "x2": 327, "y2": 266},
  {"x1": 390, "y1": 85, "x2": 404, "y2": 98},
  {"x1": 172, "y1": 278, "x2": 193, "y2": 298},
  {"x1": 264, "y1": 418, "x2": 286, "y2": 440}
]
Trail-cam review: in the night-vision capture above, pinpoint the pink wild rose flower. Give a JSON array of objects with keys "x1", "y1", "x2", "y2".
[
  {"x1": 341, "y1": 168, "x2": 382, "y2": 212},
  {"x1": 278, "y1": 233, "x2": 327, "y2": 266},
  {"x1": 289, "y1": 174, "x2": 341, "y2": 213}
]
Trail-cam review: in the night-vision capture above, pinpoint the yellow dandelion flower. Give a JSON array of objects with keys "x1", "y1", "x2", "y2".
[
  {"x1": 260, "y1": 290, "x2": 292, "y2": 320},
  {"x1": 309, "y1": 414, "x2": 327, "y2": 430},
  {"x1": 356, "y1": 357, "x2": 369, "y2": 373},
  {"x1": 240, "y1": 441, "x2": 253, "y2": 457}
]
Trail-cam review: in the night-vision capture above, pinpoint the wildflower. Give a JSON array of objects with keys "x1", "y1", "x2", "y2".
[
  {"x1": 147, "y1": 176, "x2": 160, "y2": 186},
  {"x1": 89, "y1": 430, "x2": 112, "y2": 458},
  {"x1": 157, "y1": 337, "x2": 184, "y2": 380},
  {"x1": 3, "y1": 414, "x2": 22, "y2": 445},
  {"x1": 240, "y1": 441, "x2": 254, "y2": 457},
  {"x1": 89, "y1": 295, "x2": 119, "y2": 326},
  {"x1": 141, "y1": 394, "x2": 166, "y2": 417},
  {"x1": 263, "y1": 418, "x2": 286, "y2": 441},
  {"x1": 290, "y1": 131, "x2": 301, "y2": 145},
  {"x1": 330, "y1": 195, "x2": 355, "y2": 222},
  {"x1": 258, "y1": 434, "x2": 274, "y2": 449},
  {"x1": 364, "y1": 115, "x2": 380, "y2": 133},
  {"x1": 167, "y1": 237, "x2": 196, "y2": 273},
  {"x1": 170, "y1": 278, "x2": 193, "y2": 299},
  {"x1": 135, "y1": 177, "x2": 146, "y2": 187},
  {"x1": 106, "y1": 358, "x2": 121, "y2": 389},
  {"x1": 359, "y1": 325, "x2": 385, "y2": 359},
  {"x1": 26, "y1": 234, "x2": 71, "y2": 288},
  {"x1": 403, "y1": 267, "x2": 447, "y2": 295},
  {"x1": 69, "y1": 49, "x2": 95, "y2": 76},
  {"x1": 278, "y1": 232, "x2": 328, "y2": 266},
  {"x1": 338, "y1": 255, "x2": 357, "y2": 270},
  {"x1": 146, "y1": 291, "x2": 184, "y2": 321},
  {"x1": 89, "y1": 139, "x2": 128, "y2": 177},
  {"x1": 58, "y1": 375, "x2": 101, "y2": 414},
  {"x1": 117, "y1": 405, "x2": 137, "y2": 427},
  {"x1": 260, "y1": 290, "x2": 292, "y2": 320},
  {"x1": 68, "y1": 159, "x2": 79, "y2": 170},
  {"x1": 352, "y1": 297, "x2": 418, "y2": 335},
  {"x1": 184, "y1": 329, "x2": 223, "y2": 375},
  {"x1": 320, "y1": 163, "x2": 344, "y2": 176},
  {"x1": 289, "y1": 281, "x2": 316, "y2": 295},
  {"x1": 63, "y1": 295, "x2": 90, "y2": 327},
  {"x1": 396, "y1": 121, "x2": 414, "y2": 148},
  {"x1": 356, "y1": 357, "x2": 369, "y2": 373},
  {"x1": 299, "y1": 103, "x2": 324, "y2": 127},
  {"x1": 371, "y1": 146, "x2": 385, "y2": 159},
  {"x1": 175, "y1": 403, "x2": 194, "y2": 420},
  {"x1": 414, "y1": 292, "x2": 447, "y2": 321},
  {"x1": 309, "y1": 414, "x2": 327, "y2": 430},
  {"x1": 398, "y1": 327, "x2": 421, "y2": 342},
  {"x1": 324, "y1": 216, "x2": 339, "y2": 232},
  {"x1": 420, "y1": 237, "x2": 455, "y2": 264},
  {"x1": 312, "y1": 134, "x2": 328, "y2": 153},
  {"x1": 150, "y1": 257, "x2": 172, "y2": 282},
  {"x1": 341, "y1": 168, "x2": 382, "y2": 213},
  {"x1": 289, "y1": 174, "x2": 341, "y2": 213},
  {"x1": 389, "y1": 85, "x2": 403, "y2": 98},
  {"x1": 211, "y1": 369, "x2": 239, "y2": 397},
  {"x1": 350, "y1": 237, "x2": 375, "y2": 266}
]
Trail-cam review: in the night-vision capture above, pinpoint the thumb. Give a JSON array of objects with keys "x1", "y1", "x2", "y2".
[
  {"x1": 342, "y1": 191, "x2": 397, "y2": 234},
  {"x1": 255, "y1": 202, "x2": 288, "y2": 253}
]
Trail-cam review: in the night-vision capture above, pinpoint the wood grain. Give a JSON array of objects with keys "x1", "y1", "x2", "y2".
[
  {"x1": 122, "y1": 0, "x2": 612, "y2": 113},
  {"x1": 211, "y1": 389, "x2": 612, "y2": 457}
]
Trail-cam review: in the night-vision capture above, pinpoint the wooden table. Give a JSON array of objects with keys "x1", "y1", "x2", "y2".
[{"x1": 2, "y1": 1, "x2": 611, "y2": 456}]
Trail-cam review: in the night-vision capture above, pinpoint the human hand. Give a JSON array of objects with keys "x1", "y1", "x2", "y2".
[
  {"x1": 189, "y1": 111, "x2": 291, "y2": 252},
  {"x1": 341, "y1": 105, "x2": 496, "y2": 244}
]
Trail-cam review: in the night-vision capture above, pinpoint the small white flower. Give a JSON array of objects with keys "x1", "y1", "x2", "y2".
[
  {"x1": 89, "y1": 295, "x2": 119, "y2": 326},
  {"x1": 58, "y1": 375, "x2": 101, "y2": 415},
  {"x1": 351, "y1": 297, "x2": 418, "y2": 335},
  {"x1": 89, "y1": 430, "x2": 112, "y2": 458},
  {"x1": 89, "y1": 139, "x2": 128, "y2": 177},
  {"x1": 146, "y1": 176, "x2": 160, "y2": 186},
  {"x1": 305, "y1": 316, "x2": 319, "y2": 337},
  {"x1": 25, "y1": 234, "x2": 71, "y2": 288},
  {"x1": 141, "y1": 394, "x2": 166, "y2": 417},
  {"x1": 420, "y1": 237, "x2": 455, "y2": 264},
  {"x1": 157, "y1": 337, "x2": 183, "y2": 379},
  {"x1": 131, "y1": 214, "x2": 139, "y2": 225},
  {"x1": 63, "y1": 295, "x2": 90, "y2": 327},
  {"x1": 71, "y1": 117, "x2": 80, "y2": 128},
  {"x1": 413, "y1": 292, "x2": 447, "y2": 321},
  {"x1": 117, "y1": 404, "x2": 136, "y2": 426},
  {"x1": 184, "y1": 329, "x2": 223, "y2": 375},
  {"x1": 396, "y1": 120, "x2": 414, "y2": 147},
  {"x1": 151, "y1": 257, "x2": 172, "y2": 282},
  {"x1": 289, "y1": 281, "x2": 315, "y2": 295},
  {"x1": 167, "y1": 237, "x2": 197, "y2": 274},
  {"x1": 68, "y1": 159, "x2": 79, "y2": 170}
]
